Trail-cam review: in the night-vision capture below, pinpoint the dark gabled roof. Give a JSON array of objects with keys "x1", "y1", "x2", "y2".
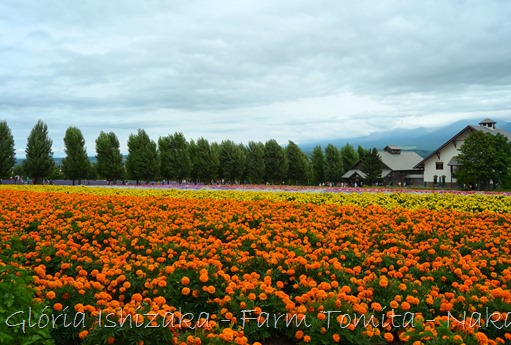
[
  {"x1": 414, "y1": 122, "x2": 511, "y2": 169},
  {"x1": 341, "y1": 168, "x2": 392, "y2": 179},
  {"x1": 479, "y1": 118, "x2": 496, "y2": 125}
]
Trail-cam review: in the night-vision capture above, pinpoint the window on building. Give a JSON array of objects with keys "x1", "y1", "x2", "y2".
[{"x1": 436, "y1": 162, "x2": 444, "y2": 170}]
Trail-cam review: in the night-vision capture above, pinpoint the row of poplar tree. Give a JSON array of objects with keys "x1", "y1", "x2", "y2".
[{"x1": 0, "y1": 120, "x2": 370, "y2": 185}]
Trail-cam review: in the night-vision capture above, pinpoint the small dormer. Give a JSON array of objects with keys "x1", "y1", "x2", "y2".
[
  {"x1": 384, "y1": 145, "x2": 401, "y2": 154},
  {"x1": 479, "y1": 118, "x2": 496, "y2": 130}
]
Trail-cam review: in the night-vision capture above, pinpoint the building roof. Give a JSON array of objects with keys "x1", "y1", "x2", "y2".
[
  {"x1": 341, "y1": 169, "x2": 391, "y2": 179},
  {"x1": 379, "y1": 150, "x2": 423, "y2": 171},
  {"x1": 479, "y1": 118, "x2": 496, "y2": 125},
  {"x1": 384, "y1": 145, "x2": 401, "y2": 152},
  {"x1": 342, "y1": 147, "x2": 423, "y2": 179},
  {"x1": 414, "y1": 120, "x2": 511, "y2": 169},
  {"x1": 342, "y1": 169, "x2": 366, "y2": 179}
]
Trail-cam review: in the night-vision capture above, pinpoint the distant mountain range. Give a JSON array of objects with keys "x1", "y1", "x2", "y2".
[{"x1": 300, "y1": 118, "x2": 511, "y2": 158}]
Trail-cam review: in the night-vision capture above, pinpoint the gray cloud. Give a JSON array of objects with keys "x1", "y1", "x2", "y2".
[{"x1": 1, "y1": 0, "x2": 511, "y2": 157}]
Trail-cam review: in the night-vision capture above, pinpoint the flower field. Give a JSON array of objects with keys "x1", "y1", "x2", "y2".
[{"x1": 1, "y1": 186, "x2": 511, "y2": 345}]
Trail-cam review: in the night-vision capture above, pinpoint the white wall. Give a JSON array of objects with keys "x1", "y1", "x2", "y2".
[{"x1": 423, "y1": 130, "x2": 471, "y2": 184}]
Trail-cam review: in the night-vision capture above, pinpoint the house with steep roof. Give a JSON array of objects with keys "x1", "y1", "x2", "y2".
[
  {"x1": 414, "y1": 118, "x2": 511, "y2": 187},
  {"x1": 342, "y1": 146, "x2": 424, "y2": 186}
]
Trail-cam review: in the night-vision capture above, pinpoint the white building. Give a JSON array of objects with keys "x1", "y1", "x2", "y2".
[
  {"x1": 342, "y1": 145, "x2": 424, "y2": 186},
  {"x1": 414, "y1": 118, "x2": 511, "y2": 187}
]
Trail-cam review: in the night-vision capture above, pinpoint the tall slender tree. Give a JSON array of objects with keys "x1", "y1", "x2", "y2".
[
  {"x1": 24, "y1": 120, "x2": 54, "y2": 184},
  {"x1": 219, "y1": 140, "x2": 246, "y2": 183},
  {"x1": 264, "y1": 139, "x2": 288, "y2": 184},
  {"x1": 192, "y1": 138, "x2": 216, "y2": 183},
  {"x1": 360, "y1": 148, "x2": 383, "y2": 186},
  {"x1": 210, "y1": 141, "x2": 221, "y2": 181},
  {"x1": 311, "y1": 145, "x2": 325, "y2": 185},
  {"x1": 286, "y1": 140, "x2": 308, "y2": 185},
  {"x1": 357, "y1": 145, "x2": 368, "y2": 160},
  {"x1": 159, "y1": 132, "x2": 191, "y2": 183},
  {"x1": 62, "y1": 126, "x2": 90, "y2": 185},
  {"x1": 0, "y1": 121, "x2": 16, "y2": 181},
  {"x1": 95, "y1": 131, "x2": 124, "y2": 184},
  {"x1": 188, "y1": 139, "x2": 198, "y2": 182},
  {"x1": 341, "y1": 143, "x2": 359, "y2": 171},
  {"x1": 324, "y1": 144, "x2": 343, "y2": 184},
  {"x1": 126, "y1": 129, "x2": 159, "y2": 184},
  {"x1": 246, "y1": 141, "x2": 265, "y2": 184}
]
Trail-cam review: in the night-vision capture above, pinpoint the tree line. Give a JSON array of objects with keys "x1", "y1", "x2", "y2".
[{"x1": 0, "y1": 120, "x2": 369, "y2": 185}]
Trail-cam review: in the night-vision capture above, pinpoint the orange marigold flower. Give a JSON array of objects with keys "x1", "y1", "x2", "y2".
[
  {"x1": 384, "y1": 332, "x2": 394, "y2": 342},
  {"x1": 474, "y1": 332, "x2": 489, "y2": 345},
  {"x1": 401, "y1": 301, "x2": 411, "y2": 311},
  {"x1": 371, "y1": 302, "x2": 383, "y2": 312},
  {"x1": 78, "y1": 330, "x2": 89, "y2": 339},
  {"x1": 131, "y1": 293, "x2": 143, "y2": 302},
  {"x1": 379, "y1": 278, "x2": 388, "y2": 288}
]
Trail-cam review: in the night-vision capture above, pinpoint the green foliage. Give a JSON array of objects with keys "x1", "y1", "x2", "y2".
[
  {"x1": 357, "y1": 145, "x2": 368, "y2": 159},
  {"x1": 191, "y1": 138, "x2": 217, "y2": 183},
  {"x1": 324, "y1": 144, "x2": 343, "y2": 183},
  {"x1": 158, "y1": 132, "x2": 191, "y2": 182},
  {"x1": 311, "y1": 145, "x2": 325, "y2": 185},
  {"x1": 0, "y1": 121, "x2": 16, "y2": 180},
  {"x1": 95, "y1": 131, "x2": 124, "y2": 183},
  {"x1": 246, "y1": 141, "x2": 265, "y2": 184},
  {"x1": 126, "y1": 129, "x2": 159, "y2": 184},
  {"x1": 210, "y1": 141, "x2": 221, "y2": 180},
  {"x1": 0, "y1": 265, "x2": 54, "y2": 345},
  {"x1": 264, "y1": 139, "x2": 288, "y2": 184},
  {"x1": 61, "y1": 126, "x2": 90, "y2": 185},
  {"x1": 23, "y1": 120, "x2": 54, "y2": 184},
  {"x1": 360, "y1": 148, "x2": 383, "y2": 186},
  {"x1": 455, "y1": 131, "x2": 511, "y2": 190},
  {"x1": 87, "y1": 163, "x2": 98, "y2": 180},
  {"x1": 12, "y1": 164, "x2": 25, "y2": 178},
  {"x1": 286, "y1": 140, "x2": 309, "y2": 185},
  {"x1": 491, "y1": 133, "x2": 511, "y2": 188},
  {"x1": 341, "y1": 143, "x2": 359, "y2": 171},
  {"x1": 48, "y1": 164, "x2": 64, "y2": 180},
  {"x1": 219, "y1": 140, "x2": 246, "y2": 182},
  {"x1": 189, "y1": 139, "x2": 198, "y2": 181}
]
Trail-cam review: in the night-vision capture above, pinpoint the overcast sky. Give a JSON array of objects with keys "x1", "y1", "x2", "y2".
[{"x1": 1, "y1": 1, "x2": 511, "y2": 157}]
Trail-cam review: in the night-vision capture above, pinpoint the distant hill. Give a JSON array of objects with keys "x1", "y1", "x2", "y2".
[{"x1": 300, "y1": 118, "x2": 511, "y2": 157}]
